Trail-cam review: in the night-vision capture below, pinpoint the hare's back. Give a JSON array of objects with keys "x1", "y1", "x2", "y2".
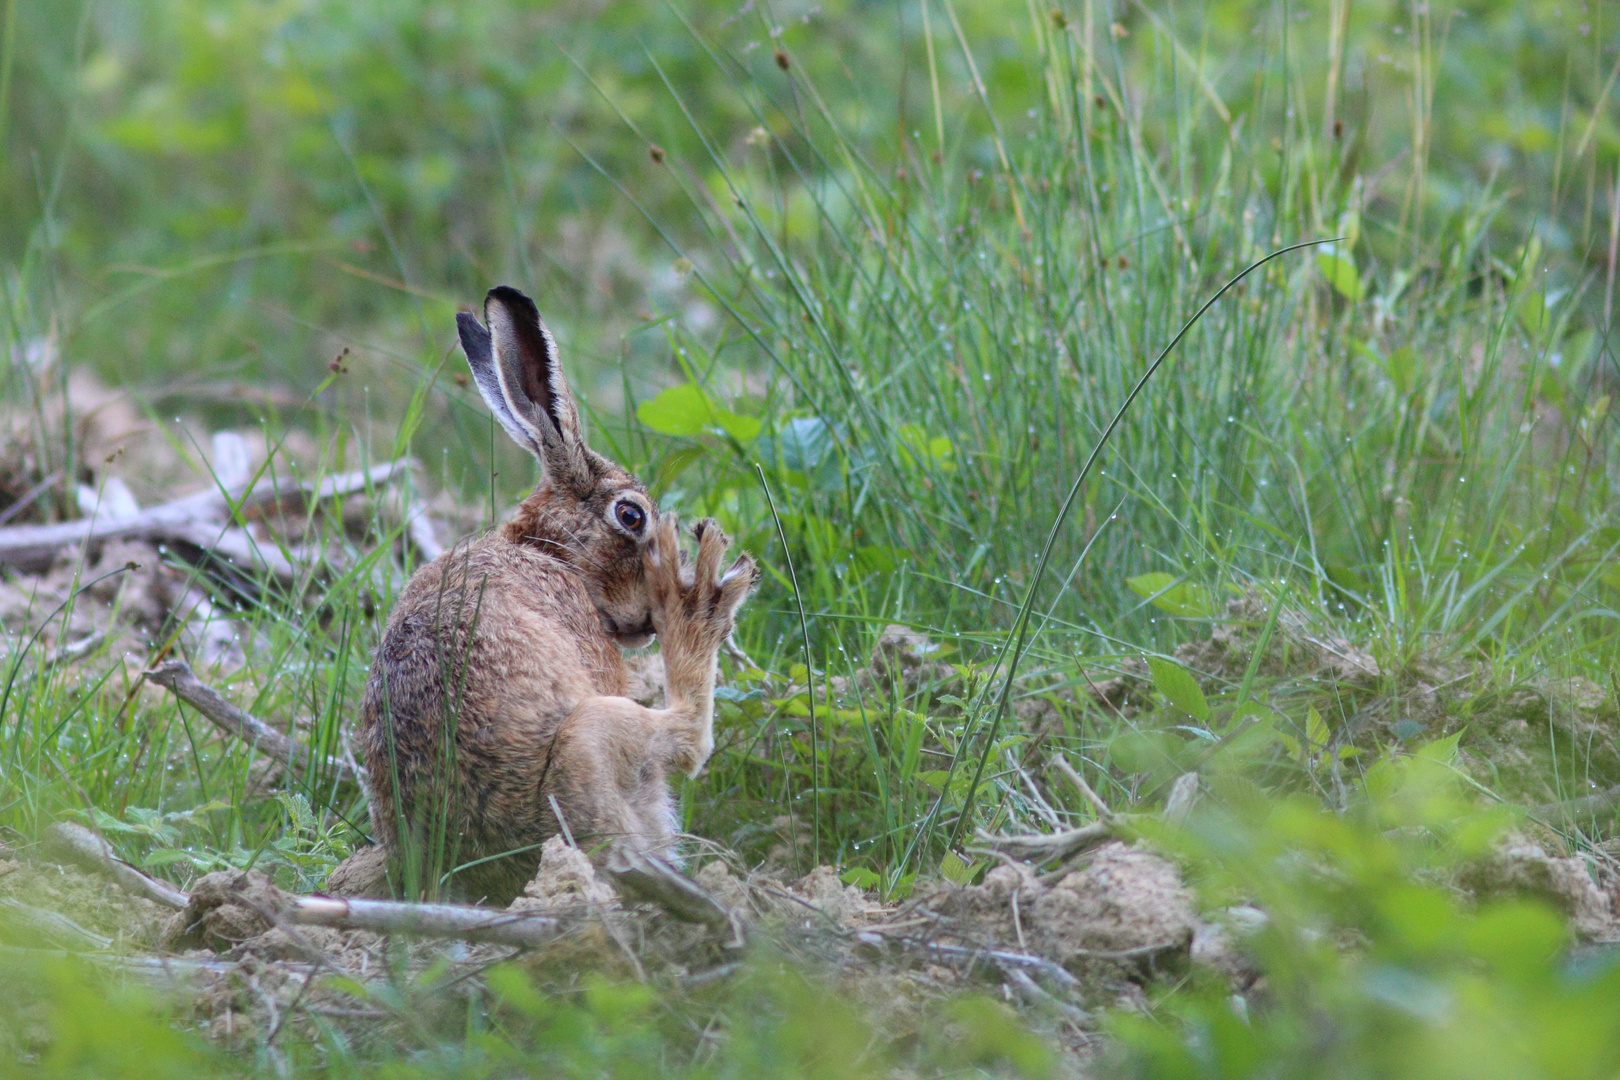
[{"x1": 368, "y1": 537, "x2": 627, "y2": 735}]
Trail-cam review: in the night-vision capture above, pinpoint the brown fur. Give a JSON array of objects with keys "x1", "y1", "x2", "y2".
[{"x1": 343, "y1": 287, "x2": 756, "y2": 904}]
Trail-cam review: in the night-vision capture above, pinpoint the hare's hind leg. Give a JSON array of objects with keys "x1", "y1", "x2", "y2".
[{"x1": 546, "y1": 696, "x2": 687, "y2": 854}]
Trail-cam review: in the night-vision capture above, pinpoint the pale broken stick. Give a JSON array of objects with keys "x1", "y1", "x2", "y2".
[
  {"x1": 972, "y1": 768, "x2": 1203, "y2": 865},
  {"x1": 604, "y1": 846, "x2": 746, "y2": 948},
  {"x1": 44, "y1": 822, "x2": 189, "y2": 910},
  {"x1": 45, "y1": 821, "x2": 564, "y2": 949},
  {"x1": 0, "y1": 459, "x2": 417, "y2": 576},
  {"x1": 143, "y1": 659, "x2": 366, "y2": 786},
  {"x1": 970, "y1": 819, "x2": 1123, "y2": 863},
  {"x1": 284, "y1": 896, "x2": 561, "y2": 949}
]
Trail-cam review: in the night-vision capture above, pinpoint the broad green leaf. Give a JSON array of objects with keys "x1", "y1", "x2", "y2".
[
  {"x1": 852, "y1": 544, "x2": 906, "y2": 575},
  {"x1": 636, "y1": 383, "x2": 715, "y2": 436},
  {"x1": 897, "y1": 423, "x2": 957, "y2": 473},
  {"x1": 1305, "y1": 705, "x2": 1330, "y2": 749},
  {"x1": 1277, "y1": 731, "x2": 1303, "y2": 759},
  {"x1": 1317, "y1": 249, "x2": 1363, "y2": 301},
  {"x1": 1335, "y1": 207, "x2": 1361, "y2": 250},
  {"x1": 840, "y1": 866, "x2": 881, "y2": 889},
  {"x1": 944, "y1": 996, "x2": 1056, "y2": 1078},
  {"x1": 654, "y1": 444, "x2": 707, "y2": 488},
  {"x1": 1464, "y1": 902, "x2": 1566, "y2": 985},
  {"x1": 1108, "y1": 730, "x2": 1187, "y2": 780},
  {"x1": 940, "y1": 850, "x2": 983, "y2": 885},
  {"x1": 1127, "y1": 572, "x2": 1215, "y2": 617},
  {"x1": 485, "y1": 964, "x2": 546, "y2": 1017},
  {"x1": 714, "y1": 410, "x2": 761, "y2": 443},
  {"x1": 1148, "y1": 657, "x2": 1210, "y2": 722}
]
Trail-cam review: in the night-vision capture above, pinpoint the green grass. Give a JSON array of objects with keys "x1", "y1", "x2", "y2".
[{"x1": 4, "y1": 0, "x2": 1620, "y2": 1075}]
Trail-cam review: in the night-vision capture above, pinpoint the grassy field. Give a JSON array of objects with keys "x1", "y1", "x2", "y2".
[{"x1": 4, "y1": 0, "x2": 1620, "y2": 1075}]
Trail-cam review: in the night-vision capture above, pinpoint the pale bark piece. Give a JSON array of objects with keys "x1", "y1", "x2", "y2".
[
  {"x1": 143, "y1": 659, "x2": 366, "y2": 785},
  {"x1": 286, "y1": 895, "x2": 561, "y2": 949},
  {"x1": 42, "y1": 821, "x2": 190, "y2": 910},
  {"x1": 0, "y1": 459, "x2": 416, "y2": 575},
  {"x1": 49, "y1": 824, "x2": 570, "y2": 951},
  {"x1": 971, "y1": 819, "x2": 1121, "y2": 863}
]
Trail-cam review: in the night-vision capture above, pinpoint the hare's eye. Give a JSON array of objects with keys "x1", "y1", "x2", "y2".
[{"x1": 614, "y1": 501, "x2": 646, "y2": 534}]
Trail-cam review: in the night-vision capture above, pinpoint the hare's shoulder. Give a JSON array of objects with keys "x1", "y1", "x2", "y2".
[
  {"x1": 397, "y1": 534, "x2": 592, "y2": 617},
  {"x1": 386, "y1": 534, "x2": 624, "y2": 691}
]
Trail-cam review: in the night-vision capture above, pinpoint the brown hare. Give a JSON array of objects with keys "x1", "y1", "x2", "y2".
[{"x1": 333, "y1": 286, "x2": 757, "y2": 905}]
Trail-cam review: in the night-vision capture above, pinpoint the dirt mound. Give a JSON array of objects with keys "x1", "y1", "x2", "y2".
[
  {"x1": 1173, "y1": 593, "x2": 1382, "y2": 688},
  {"x1": 1451, "y1": 679, "x2": 1620, "y2": 803},
  {"x1": 0, "y1": 854, "x2": 169, "y2": 950},
  {"x1": 915, "y1": 842, "x2": 1201, "y2": 999},
  {"x1": 164, "y1": 869, "x2": 291, "y2": 952},
  {"x1": 1032, "y1": 844, "x2": 1196, "y2": 962},
  {"x1": 1462, "y1": 834, "x2": 1618, "y2": 940}
]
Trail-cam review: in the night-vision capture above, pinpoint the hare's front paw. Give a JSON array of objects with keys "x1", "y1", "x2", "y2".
[{"x1": 648, "y1": 516, "x2": 758, "y2": 654}]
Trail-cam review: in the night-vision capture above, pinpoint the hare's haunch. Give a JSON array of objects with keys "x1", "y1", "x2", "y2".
[{"x1": 340, "y1": 286, "x2": 756, "y2": 905}]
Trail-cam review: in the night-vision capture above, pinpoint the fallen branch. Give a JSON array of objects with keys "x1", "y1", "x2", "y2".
[
  {"x1": 1533, "y1": 782, "x2": 1620, "y2": 826},
  {"x1": 0, "y1": 459, "x2": 416, "y2": 575},
  {"x1": 969, "y1": 819, "x2": 1124, "y2": 863},
  {"x1": 862, "y1": 934, "x2": 1082, "y2": 990},
  {"x1": 604, "y1": 847, "x2": 745, "y2": 947},
  {"x1": 55, "y1": 821, "x2": 567, "y2": 951},
  {"x1": 0, "y1": 944, "x2": 244, "y2": 981},
  {"x1": 1052, "y1": 756, "x2": 1115, "y2": 821},
  {"x1": 284, "y1": 895, "x2": 560, "y2": 949},
  {"x1": 0, "y1": 897, "x2": 114, "y2": 950},
  {"x1": 43, "y1": 821, "x2": 189, "y2": 910},
  {"x1": 143, "y1": 660, "x2": 365, "y2": 785}
]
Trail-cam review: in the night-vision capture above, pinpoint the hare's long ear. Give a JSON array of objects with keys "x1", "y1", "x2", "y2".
[
  {"x1": 456, "y1": 310, "x2": 539, "y2": 454},
  {"x1": 456, "y1": 286, "x2": 593, "y2": 492}
]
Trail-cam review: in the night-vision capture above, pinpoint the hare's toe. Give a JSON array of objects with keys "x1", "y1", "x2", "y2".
[
  {"x1": 692, "y1": 517, "x2": 730, "y2": 587},
  {"x1": 716, "y1": 553, "x2": 759, "y2": 619},
  {"x1": 647, "y1": 515, "x2": 684, "y2": 611}
]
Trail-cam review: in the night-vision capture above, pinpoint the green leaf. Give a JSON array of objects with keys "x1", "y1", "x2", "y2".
[
  {"x1": 714, "y1": 410, "x2": 761, "y2": 444},
  {"x1": 944, "y1": 995, "x2": 1056, "y2": 1078},
  {"x1": 636, "y1": 383, "x2": 716, "y2": 436},
  {"x1": 897, "y1": 423, "x2": 957, "y2": 473},
  {"x1": 1317, "y1": 248, "x2": 1363, "y2": 301},
  {"x1": 1148, "y1": 657, "x2": 1210, "y2": 722},
  {"x1": 1305, "y1": 705, "x2": 1330, "y2": 749},
  {"x1": 486, "y1": 964, "x2": 547, "y2": 1018},
  {"x1": 655, "y1": 444, "x2": 707, "y2": 488},
  {"x1": 940, "y1": 850, "x2": 983, "y2": 885},
  {"x1": 841, "y1": 866, "x2": 881, "y2": 889},
  {"x1": 1335, "y1": 208, "x2": 1361, "y2": 251},
  {"x1": 852, "y1": 544, "x2": 906, "y2": 576},
  {"x1": 1127, "y1": 572, "x2": 1215, "y2": 617}
]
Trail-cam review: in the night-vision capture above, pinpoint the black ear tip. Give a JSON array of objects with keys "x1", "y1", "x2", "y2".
[
  {"x1": 455, "y1": 311, "x2": 492, "y2": 358},
  {"x1": 485, "y1": 285, "x2": 541, "y2": 322}
]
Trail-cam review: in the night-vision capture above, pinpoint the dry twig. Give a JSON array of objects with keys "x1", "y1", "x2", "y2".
[
  {"x1": 969, "y1": 819, "x2": 1122, "y2": 863},
  {"x1": 0, "y1": 459, "x2": 417, "y2": 576},
  {"x1": 43, "y1": 822, "x2": 189, "y2": 910},
  {"x1": 143, "y1": 660, "x2": 365, "y2": 785}
]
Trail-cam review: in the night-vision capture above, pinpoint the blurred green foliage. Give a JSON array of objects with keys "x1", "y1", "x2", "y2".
[
  {"x1": 4, "y1": 0, "x2": 1620, "y2": 1076},
  {"x1": 3, "y1": 0, "x2": 1614, "y2": 393},
  {"x1": 1112, "y1": 738, "x2": 1620, "y2": 1079}
]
